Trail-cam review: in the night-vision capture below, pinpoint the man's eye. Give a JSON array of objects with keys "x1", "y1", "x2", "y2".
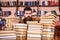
[
  {"x1": 29, "y1": 13, "x2": 31, "y2": 14},
  {"x1": 25, "y1": 13, "x2": 31, "y2": 14},
  {"x1": 26, "y1": 13, "x2": 29, "y2": 14}
]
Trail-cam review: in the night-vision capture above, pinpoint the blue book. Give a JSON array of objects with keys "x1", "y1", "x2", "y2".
[
  {"x1": 41, "y1": 11, "x2": 47, "y2": 15},
  {"x1": 31, "y1": 1, "x2": 35, "y2": 6},
  {"x1": 5, "y1": 11, "x2": 11, "y2": 16},
  {"x1": 42, "y1": 1, "x2": 45, "y2": 6},
  {"x1": 51, "y1": 28, "x2": 55, "y2": 32},
  {"x1": 35, "y1": 1, "x2": 39, "y2": 6},
  {"x1": 20, "y1": 11, "x2": 23, "y2": 16},
  {"x1": 28, "y1": 1, "x2": 31, "y2": 6},
  {"x1": 0, "y1": 21, "x2": 5, "y2": 26},
  {"x1": 0, "y1": 11, "x2": 2, "y2": 16},
  {"x1": 37, "y1": 11, "x2": 41, "y2": 16},
  {"x1": 20, "y1": 1, "x2": 23, "y2": 6},
  {"x1": 25, "y1": 1, "x2": 28, "y2": 6},
  {"x1": 18, "y1": 11, "x2": 23, "y2": 18}
]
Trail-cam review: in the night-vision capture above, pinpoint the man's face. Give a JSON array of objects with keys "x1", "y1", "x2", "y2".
[
  {"x1": 24, "y1": 10, "x2": 32, "y2": 23},
  {"x1": 24, "y1": 10, "x2": 32, "y2": 18}
]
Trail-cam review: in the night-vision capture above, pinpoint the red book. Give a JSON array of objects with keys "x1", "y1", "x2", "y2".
[
  {"x1": 3, "y1": 11, "x2": 6, "y2": 16},
  {"x1": 55, "y1": 1, "x2": 59, "y2": 5},
  {"x1": 49, "y1": 1, "x2": 55, "y2": 6}
]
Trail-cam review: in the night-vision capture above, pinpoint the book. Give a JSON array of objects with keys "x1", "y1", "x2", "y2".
[
  {"x1": 6, "y1": 1, "x2": 9, "y2": 6},
  {"x1": 27, "y1": 21, "x2": 38, "y2": 24},
  {"x1": 27, "y1": 34, "x2": 41, "y2": 40},
  {"x1": 5, "y1": 11, "x2": 11, "y2": 16},
  {"x1": 13, "y1": 1, "x2": 17, "y2": 6},
  {"x1": 55, "y1": 1, "x2": 59, "y2": 5},
  {"x1": 49, "y1": 1, "x2": 55, "y2": 6},
  {"x1": 35, "y1": 1, "x2": 39, "y2": 6},
  {"x1": 31, "y1": 1, "x2": 35, "y2": 6},
  {"x1": 28, "y1": 1, "x2": 31, "y2": 6},
  {"x1": 0, "y1": 11, "x2": 2, "y2": 16},
  {"x1": 51, "y1": 10, "x2": 57, "y2": 16},
  {"x1": 25, "y1": 1, "x2": 28, "y2": 6},
  {"x1": 20, "y1": 1, "x2": 23, "y2": 6},
  {"x1": 19, "y1": 11, "x2": 23, "y2": 18},
  {"x1": 42, "y1": 1, "x2": 45, "y2": 6}
]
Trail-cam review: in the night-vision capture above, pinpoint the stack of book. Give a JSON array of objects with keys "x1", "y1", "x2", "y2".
[
  {"x1": 40, "y1": 15, "x2": 56, "y2": 40},
  {"x1": 0, "y1": 30, "x2": 16, "y2": 39},
  {"x1": 13, "y1": 23, "x2": 27, "y2": 40},
  {"x1": 27, "y1": 24, "x2": 43, "y2": 40},
  {"x1": 42, "y1": 25, "x2": 55, "y2": 40}
]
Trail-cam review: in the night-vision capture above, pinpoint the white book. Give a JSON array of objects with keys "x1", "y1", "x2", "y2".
[
  {"x1": 0, "y1": 34, "x2": 16, "y2": 36},
  {"x1": 45, "y1": 1, "x2": 48, "y2": 5},
  {"x1": 27, "y1": 31, "x2": 42, "y2": 34},
  {"x1": 40, "y1": 20, "x2": 54, "y2": 23},
  {"x1": 27, "y1": 30, "x2": 42, "y2": 32},
  {"x1": 0, "y1": 31, "x2": 15, "y2": 34},
  {"x1": 28, "y1": 28, "x2": 43, "y2": 30},
  {"x1": 28, "y1": 25, "x2": 43, "y2": 28},
  {"x1": 40, "y1": 20, "x2": 54, "y2": 22},
  {"x1": 40, "y1": 15, "x2": 56, "y2": 19},
  {"x1": 40, "y1": 20, "x2": 55, "y2": 23},
  {"x1": 27, "y1": 21, "x2": 38, "y2": 24},
  {"x1": 42, "y1": 34, "x2": 54, "y2": 37},
  {"x1": 43, "y1": 28, "x2": 54, "y2": 32},
  {"x1": 0, "y1": 36, "x2": 16, "y2": 39},
  {"x1": 42, "y1": 32, "x2": 54, "y2": 35},
  {"x1": 40, "y1": 19, "x2": 55, "y2": 22},
  {"x1": 13, "y1": 23, "x2": 27, "y2": 28},
  {"x1": 27, "y1": 37, "x2": 41, "y2": 40},
  {"x1": 28, "y1": 29, "x2": 42, "y2": 32},
  {"x1": 27, "y1": 34, "x2": 41, "y2": 37},
  {"x1": 43, "y1": 23, "x2": 55, "y2": 25}
]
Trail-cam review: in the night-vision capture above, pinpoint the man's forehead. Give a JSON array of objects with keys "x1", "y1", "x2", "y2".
[{"x1": 25, "y1": 11, "x2": 32, "y2": 13}]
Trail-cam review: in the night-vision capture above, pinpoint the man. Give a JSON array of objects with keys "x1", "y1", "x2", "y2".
[{"x1": 19, "y1": 7, "x2": 40, "y2": 23}]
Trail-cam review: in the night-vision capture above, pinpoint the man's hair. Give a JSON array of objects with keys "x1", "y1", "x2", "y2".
[
  {"x1": 24, "y1": 7, "x2": 32, "y2": 13},
  {"x1": 0, "y1": 7, "x2": 2, "y2": 11}
]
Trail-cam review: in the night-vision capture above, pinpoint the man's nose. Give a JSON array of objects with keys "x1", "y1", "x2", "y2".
[
  {"x1": 27, "y1": 16, "x2": 30, "y2": 17},
  {"x1": 27, "y1": 14, "x2": 30, "y2": 16},
  {"x1": 28, "y1": 14, "x2": 30, "y2": 15}
]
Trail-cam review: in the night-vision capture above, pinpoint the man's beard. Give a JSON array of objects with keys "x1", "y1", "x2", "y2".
[{"x1": 24, "y1": 16, "x2": 33, "y2": 23}]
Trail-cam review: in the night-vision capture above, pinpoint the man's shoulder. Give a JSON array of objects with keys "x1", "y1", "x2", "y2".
[
  {"x1": 19, "y1": 17, "x2": 40, "y2": 23},
  {"x1": 19, "y1": 19, "x2": 24, "y2": 23},
  {"x1": 32, "y1": 17, "x2": 40, "y2": 21}
]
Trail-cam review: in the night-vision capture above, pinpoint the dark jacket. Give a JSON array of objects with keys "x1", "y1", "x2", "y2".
[{"x1": 19, "y1": 17, "x2": 40, "y2": 24}]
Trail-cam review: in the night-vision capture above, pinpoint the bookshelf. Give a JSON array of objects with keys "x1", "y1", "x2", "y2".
[
  {"x1": 0, "y1": 5, "x2": 17, "y2": 7},
  {"x1": 0, "y1": 0, "x2": 18, "y2": 30}
]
